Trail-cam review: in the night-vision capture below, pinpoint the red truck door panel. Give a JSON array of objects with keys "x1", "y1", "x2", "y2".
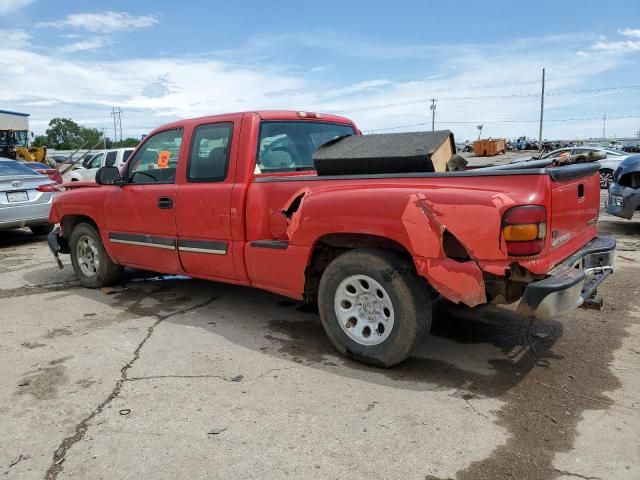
[
  {"x1": 175, "y1": 121, "x2": 238, "y2": 280},
  {"x1": 104, "y1": 128, "x2": 184, "y2": 272}
]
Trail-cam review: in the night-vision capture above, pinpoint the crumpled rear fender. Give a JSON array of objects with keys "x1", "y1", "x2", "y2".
[{"x1": 284, "y1": 186, "x2": 528, "y2": 307}]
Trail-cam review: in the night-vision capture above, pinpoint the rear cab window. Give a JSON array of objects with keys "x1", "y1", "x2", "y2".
[
  {"x1": 255, "y1": 121, "x2": 355, "y2": 174},
  {"x1": 126, "y1": 129, "x2": 183, "y2": 184},
  {"x1": 105, "y1": 151, "x2": 118, "y2": 167},
  {"x1": 187, "y1": 123, "x2": 233, "y2": 182}
]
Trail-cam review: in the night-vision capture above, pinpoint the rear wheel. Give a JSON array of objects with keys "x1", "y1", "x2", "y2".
[
  {"x1": 30, "y1": 224, "x2": 53, "y2": 235},
  {"x1": 69, "y1": 223, "x2": 123, "y2": 287},
  {"x1": 318, "y1": 249, "x2": 431, "y2": 367},
  {"x1": 600, "y1": 169, "x2": 614, "y2": 189}
]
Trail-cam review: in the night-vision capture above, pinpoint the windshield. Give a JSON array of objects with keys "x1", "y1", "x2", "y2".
[
  {"x1": 0, "y1": 130, "x2": 28, "y2": 147},
  {"x1": 257, "y1": 121, "x2": 355, "y2": 173},
  {"x1": 0, "y1": 160, "x2": 42, "y2": 177}
]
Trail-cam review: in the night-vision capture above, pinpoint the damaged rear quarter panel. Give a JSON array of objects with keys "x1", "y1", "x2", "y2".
[{"x1": 277, "y1": 175, "x2": 549, "y2": 307}]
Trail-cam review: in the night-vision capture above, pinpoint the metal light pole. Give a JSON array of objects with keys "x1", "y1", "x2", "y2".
[{"x1": 538, "y1": 68, "x2": 545, "y2": 151}]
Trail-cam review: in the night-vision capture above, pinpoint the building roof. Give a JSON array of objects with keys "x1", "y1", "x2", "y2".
[{"x1": 0, "y1": 109, "x2": 30, "y2": 117}]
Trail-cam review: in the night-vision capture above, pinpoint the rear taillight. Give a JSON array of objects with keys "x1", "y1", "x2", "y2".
[
  {"x1": 37, "y1": 183, "x2": 62, "y2": 192},
  {"x1": 502, "y1": 205, "x2": 546, "y2": 256},
  {"x1": 49, "y1": 172, "x2": 64, "y2": 184}
]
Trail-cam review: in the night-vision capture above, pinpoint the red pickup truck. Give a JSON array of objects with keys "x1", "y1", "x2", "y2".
[{"x1": 48, "y1": 110, "x2": 615, "y2": 367}]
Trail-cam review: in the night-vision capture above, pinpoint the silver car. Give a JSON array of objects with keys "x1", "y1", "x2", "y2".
[
  {"x1": 0, "y1": 158, "x2": 59, "y2": 234},
  {"x1": 511, "y1": 147, "x2": 631, "y2": 189}
]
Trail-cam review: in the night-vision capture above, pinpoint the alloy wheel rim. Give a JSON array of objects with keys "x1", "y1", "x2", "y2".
[
  {"x1": 76, "y1": 235, "x2": 100, "y2": 277},
  {"x1": 601, "y1": 171, "x2": 613, "y2": 188},
  {"x1": 334, "y1": 274, "x2": 395, "y2": 346}
]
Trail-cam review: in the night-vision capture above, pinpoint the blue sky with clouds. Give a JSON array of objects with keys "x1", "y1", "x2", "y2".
[{"x1": 1, "y1": 0, "x2": 640, "y2": 141}]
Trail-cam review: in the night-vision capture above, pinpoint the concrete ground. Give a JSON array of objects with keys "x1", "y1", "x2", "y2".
[{"x1": 1, "y1": 203, "x2": 639, "y2": 480}]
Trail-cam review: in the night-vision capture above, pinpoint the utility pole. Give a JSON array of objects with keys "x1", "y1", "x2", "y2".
[
  {"x1": 538, "y1": 67, "x2": 545, "y2": 151},
  {"x1": 99, "y1": 127, "x2": 107, "y2": 149},
  {"x1": 429, "y1": 98, "x2": 437, "y2": 131},
  {"x1": 110, "y1": 107, "x2": 123, "y2": 143},
  {"x1": 602, "y1": 115, "x2": 606, "y2": 140}
]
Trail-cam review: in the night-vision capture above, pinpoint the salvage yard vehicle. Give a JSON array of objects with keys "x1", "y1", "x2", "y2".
[
  {"x1": 67, "y1": 148, "x2": 135, "y2": 182},
  {"x1": 512, "y1": 146, "x2": 630, "y2": 189},
  {"x1": 48, "y1": 111, "x2": 615, "y2": 367},
  {"x1": 606, "y1": 154, "x2": 640, "y2": 220},
  {"x1": 0, "y1": 158, "x2": 60, "y2": 234},
  {"x1": 22, "y1": 162, "x2": 64, "y2": 184}
]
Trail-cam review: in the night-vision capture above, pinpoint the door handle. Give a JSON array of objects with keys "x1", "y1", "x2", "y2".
[{"x1": 158, "y1": 197, "x2": 173, "y2": 209}]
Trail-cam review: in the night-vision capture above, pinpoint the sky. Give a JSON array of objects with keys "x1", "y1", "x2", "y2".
[{"x1": 1, "y1": 0, "x2": 640, "y2": 142}]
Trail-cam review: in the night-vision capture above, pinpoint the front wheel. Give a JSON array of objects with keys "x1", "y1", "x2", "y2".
[
  {"x1": 318, "y1": 249, "x2": 431, "y2": 367},
  {"x1": 69, "y1": 223, "x2": 123, "y2": 288},
  {"x1": 600, "y1": 169, "x2": 614, "y2": 189}
]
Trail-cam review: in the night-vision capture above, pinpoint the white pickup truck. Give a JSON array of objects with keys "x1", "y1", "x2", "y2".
[{"x1": 67, "y1": 148, "x2": 134, "y2": 182}]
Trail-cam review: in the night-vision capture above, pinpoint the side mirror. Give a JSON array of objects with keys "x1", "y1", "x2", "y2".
[{"x1": 96, "y1": 166, "x2": 122, "y2": 185}]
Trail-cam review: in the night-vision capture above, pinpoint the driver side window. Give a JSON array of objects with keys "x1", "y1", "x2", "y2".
[
  {"x1": 88, "y1": 153, "x2": 104, "y2": 169},
  {"x1": 127, "y1": 129, "x2": 183, "y2": 184}
]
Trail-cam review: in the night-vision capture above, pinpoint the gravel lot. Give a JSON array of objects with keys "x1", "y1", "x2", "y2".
[{"x1": 1, "y1": 197, "x2": 639, "y2": 480}]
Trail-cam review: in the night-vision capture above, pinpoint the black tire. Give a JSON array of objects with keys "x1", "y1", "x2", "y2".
[
  {"x1": 600, "y1": 169, "x2": 614, "y2": 189},
  {"x1": 69, "y1": 223, "x2": 123, "y2": 288},
  {"x1": 318, "y1": 249, "x2": 431, "y2": 367},
  {"x1": 30, "y1": 224, "x2": 53, "y2": 235}
]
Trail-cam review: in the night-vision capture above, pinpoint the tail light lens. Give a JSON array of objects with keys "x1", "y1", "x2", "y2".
[
  {"x1": 49, "y1": 172, "x2": 64, "y2": 184},
  {"x1": 502, "y1": 205, "x2": 546, "y2": 256},
  {"x1": 37, "y1": 183, "x2": 62, "y2": 192}
]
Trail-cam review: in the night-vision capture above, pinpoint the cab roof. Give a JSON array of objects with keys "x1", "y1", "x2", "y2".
[{"x1": 148, "y1": 110, "x2": 355, "y2": 134}]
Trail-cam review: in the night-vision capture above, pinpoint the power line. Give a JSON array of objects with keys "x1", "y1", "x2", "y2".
[
  {"x1": 337, "y1": 84, "x2": 640, "y2": 114},
  {"x1": 364, "y1": 114, "x2": 640, "y2": 133}
]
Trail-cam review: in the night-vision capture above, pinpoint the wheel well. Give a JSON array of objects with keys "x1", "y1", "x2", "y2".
[
  {"x1": 303, "y1": 233, "x2": 414, "y2": 303},
  {"x1": 61, "y1": 215, "x2": 98, "y2": 239}
]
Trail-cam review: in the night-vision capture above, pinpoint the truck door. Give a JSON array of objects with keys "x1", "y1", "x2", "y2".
[
  {"x1": 175, "y1": 121, "x2": 238, "y2": 280},
  {"x1": 103, "y1": 128, "x2": 183, "y2": 272}
]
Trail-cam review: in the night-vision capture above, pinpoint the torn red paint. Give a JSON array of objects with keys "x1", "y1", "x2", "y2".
[{"x1": 415, "y1": 257, "x2": 487, "y2": 307}]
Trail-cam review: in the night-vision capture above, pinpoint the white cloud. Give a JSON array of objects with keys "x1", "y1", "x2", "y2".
[
  {"x1": 309, "y1": 65, "x2": 333, "y2": 73},
  {"x1": 38, "y1": 11, "x2": 158, "y2": 33},
  {"x1": 0, "y1": 29, "x2": 30, "y2": 48},
  {"x1": 591, "y1": 28, "x2": 640, "y2": 53},
  {"x1": 0, "y1": 0, "x2": 32, "y2": 15},
  {"x1": 58, "y1": 37, "x2": 112, "y2": 53},
  {"x1": 620, "y1": 28, "x2": 640, "y2": 38},
  {"x1": 1, "y1": 27, "x2": 638, "y2": 141},
  {"x1": 592, "y1": 39, "x2": 640, "y2": 52}
]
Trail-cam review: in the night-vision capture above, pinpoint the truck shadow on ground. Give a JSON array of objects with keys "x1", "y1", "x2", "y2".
[
  {"x1": 20, "y1": 265, "x2": 563, "y2": 399},
  {"x1": 0, "y1": 229, "x2": 49, "y2": 249}
]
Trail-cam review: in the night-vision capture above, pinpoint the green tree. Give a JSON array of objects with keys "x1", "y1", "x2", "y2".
[
  {"x1": 114, "y1": 137, "x2": 140, "y2": 148},
  {"x1": 45, "y1": 118, "x2": 83, "y2": 149},
  {"x1": 79, "y1": 127, "x2": 104, "y2": 148},
  {"x1": 32, "y1": 135, "x2": 48, "y2": 147}
]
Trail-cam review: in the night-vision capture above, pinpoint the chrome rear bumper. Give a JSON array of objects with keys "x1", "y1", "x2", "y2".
[{"x1": 518, "y1": 236, "x2": 616, "y2": 320}]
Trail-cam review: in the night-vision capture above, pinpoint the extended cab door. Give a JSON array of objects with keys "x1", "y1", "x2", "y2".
[
  {"x1": 175, "y1": 121, "x2": 238, "y2": 280},
  {"x1": 103, "y1": 128, "x2": 184, "y2": 272}
]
